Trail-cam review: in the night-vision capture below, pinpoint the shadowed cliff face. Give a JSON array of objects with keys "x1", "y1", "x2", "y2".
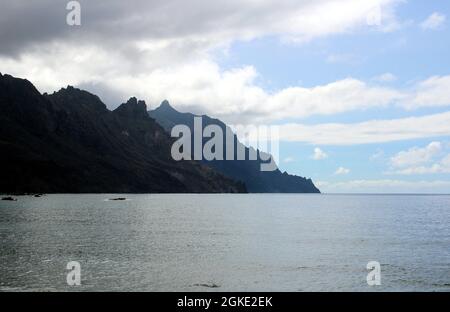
[
  {"x1": 150, "y1": 101, "x2": 320, "y2": 193},
  {"x1": 0, "y1": 73, "x2": 246, "y2": 193}
]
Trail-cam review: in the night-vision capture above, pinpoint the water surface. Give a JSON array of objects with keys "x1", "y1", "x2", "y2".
[{"x1": 0, "y1": 194, "x2": 449, "y2": 291}]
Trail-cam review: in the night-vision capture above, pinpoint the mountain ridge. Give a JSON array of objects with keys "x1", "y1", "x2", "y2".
[
  {"x1": 0, "y1": 73, "x2": 246, "y2": 193},
  {"x1": 149, "y1": 101, "x2": 320, "y2": 193}
]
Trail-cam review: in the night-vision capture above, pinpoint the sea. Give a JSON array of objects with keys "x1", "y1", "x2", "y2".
[{"x1": 0, "y1": 194, "x2": 449, "y2": 291}]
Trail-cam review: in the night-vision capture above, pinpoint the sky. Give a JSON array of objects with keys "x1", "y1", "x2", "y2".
[{"x1": 1, "y1": 0, "x2": 450, "y2": 193}]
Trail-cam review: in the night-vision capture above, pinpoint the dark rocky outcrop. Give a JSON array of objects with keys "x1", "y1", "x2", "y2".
[{"x1": 0, "y1": 73, "x2": 246, "y2": 193}]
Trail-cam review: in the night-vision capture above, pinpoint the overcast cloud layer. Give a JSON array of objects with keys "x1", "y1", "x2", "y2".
[
  {"x1": 1, "y1": 0, "x2": 450, "y2": 145},
  {"x1": 0, "y1": 0, "x2": 409, "y2": 120},
  {"x1": 0, "y1": 0, "x2": 401, "y2": 55}
]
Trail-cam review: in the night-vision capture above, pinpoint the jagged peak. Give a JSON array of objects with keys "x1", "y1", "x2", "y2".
[
  {"x1": 52, "y1": 85, "x2": 77, "y2": 93},
  {"x1": 126, "y1": 97, "x2": 147, "y2": 109},
  {"x1": 54, "y1": 85, "x2": 95, "y2": 97},
  {"x1": 155, "y1": 99, "x2": 178, "y2": 113},
  {"x1": 48, "y1": 85, "x2": 107, "y2": 112},
  {"x1": 114, "y1": 97, "x2": 149, "y2": 119},
  {"x1": 161, "y1": 99, "x2": 171, "y2": 107}
]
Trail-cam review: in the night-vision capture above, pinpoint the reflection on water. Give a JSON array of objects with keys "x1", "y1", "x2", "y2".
[{"x1": 0, "y1": 194, "x2": 449, "y2": 291}]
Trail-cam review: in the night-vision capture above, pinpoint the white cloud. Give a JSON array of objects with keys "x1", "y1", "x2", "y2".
[
  {"x1": 283, "y1": 157, "x2": 295, "y2": 163},
  {"x1": 420, "y1": 12, "x2": 446, "y2": 30},
  {"x1": 279, "y1": 112, "x2": 450, "y2": 145},
  {"x1": 5, "y1": 43, "x2": 450, "y2": 125},
  {"x1": 373, "y1": 72, "x2": 397, "y2": 82},
  {"x1": 370, "y1": 149, "x2": 385, "y2": 160},
  {"x1": 384, "y1": 142, "x2": 450, "y2": 175},
  {"x1": 387, "y1": 163, "x2": 450, "y2": 175},
  {"x1": 312, "y1": 148, "x2": 328, "y2": 160},
  {"x1": 404, "y1": 76, "x2": 450, "y2": 109},
  {"x1": 1, "y1": 1, "x2": 449, "y2": 129},
  {"x1": 0, "y1": 0, "x2": 422, "y2": 124},
  {"x1": 0, "y1": 51, "x2": 402, "y2": 122},
  {"x1": 390, "y1": 142, "x2": 442, "y2": 168},
  {"x1": 335, "y1": 167, "x2": 350, "y2": 175},
  {"x1": 318, "y1": 179, "x2": 450, "y2": 193},
  {"x1": 265, "y1": 78, "x2": 406, "y2": 122},
  {"x1": 326, "y1": 53, "x2": 361, "y2": 64},
  {"x1": 386, "y1": 149, "x2": 450, "y2": 175}
]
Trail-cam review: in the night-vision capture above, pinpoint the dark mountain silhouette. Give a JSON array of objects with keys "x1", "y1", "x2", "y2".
[
  {"x1": 150, "y1": 101, "x2": 320, "y2": 193},
  {"x1": 0, "y1": 73, "x2": 246, "y2": 193}
]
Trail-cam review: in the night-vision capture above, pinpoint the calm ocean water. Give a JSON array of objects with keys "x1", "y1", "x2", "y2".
[{"x1": 0, "y1": 194, "x2": 449, "y2": 292}]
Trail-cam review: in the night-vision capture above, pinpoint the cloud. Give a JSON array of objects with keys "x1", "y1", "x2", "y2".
[
  {"x1": 404, "y1": 76, "x2": 450, "y2": 109},
  {"x1": 4, "y1": 49, "x2": 448, "y2": 147},
  {"x1": 312, "y1": 148, "x2": 328, "y2": 160},
  {"x1": 5, "y1": 42, "x2": 450, "y2": 125},
  {"x1": 0, "y1": 0, "x2": 418, "y2": 123},
  {"x1": 420, "y1": 12, "x2": 446, "y2": 30},
  {"x1": 387, "y1": 162, "x2": 450, "y2": 175},
  {"x1": 2, "y1": 1, "x2": 450, "y2": 127},
  {"x1": 318, "y1": 179, "x2": 450, "y2": 193},
  {"x1": 283, "y1": 157, "x2": 295, "y2": 163},
  {"x1": 385, "y1": 142, "x2": 450, "y2": 175},
  {"x1": 373, "y1": 72, "x2": 397, "y2": 82},
  {"x1": 0, "y1": 51, "x2": 403, "y2": 122},
  {"x1": 326, "y1": 53, "x2": 361, "y2": 64},
  {"x1": 370, "y1": 149, "x2": 385, "y2": 160},
  {"x1": 390, "y1": 142, "x2": 442, "y2": 168},
  {"x1": 278, "y1": 111, "x2": 450, "y2": 145},
  {"x1": 335, "y1": 167, "x2": 350, "y2": 175},
  {"x1": 0, "y1": 0, "x2": 403, "y2": 57}
]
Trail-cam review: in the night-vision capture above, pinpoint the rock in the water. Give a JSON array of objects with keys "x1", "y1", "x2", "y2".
[
  {"x1": 193, "y1": 283, "x2": 220, "y2": 288},
  {"x1": 1, "y1": 197, "x2": 17, "y2": 201}
]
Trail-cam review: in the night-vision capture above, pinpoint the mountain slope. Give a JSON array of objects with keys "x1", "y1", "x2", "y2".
[
  {"x1": 0, "y1": 73, "x2": 246, "y2": 193},
  {"x1": 149, "y1": 101, "x2": 320, "y2": 193}
]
